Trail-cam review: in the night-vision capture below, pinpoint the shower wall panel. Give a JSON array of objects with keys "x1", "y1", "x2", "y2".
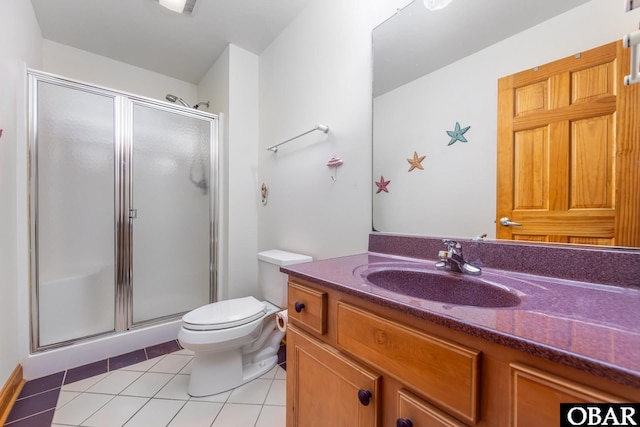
[{"x1": 34, "y1": 80, "x2": 116, "y2": 346}]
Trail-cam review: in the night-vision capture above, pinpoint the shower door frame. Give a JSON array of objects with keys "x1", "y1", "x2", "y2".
[{"x1": 28, "y1": 70, "x2": 218, "y2": 352}]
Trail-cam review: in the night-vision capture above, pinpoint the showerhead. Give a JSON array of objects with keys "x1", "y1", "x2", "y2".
[
  {"x1": 165, "y1": 94, "x2": 190, "y2": 108},
  {"x1": 193, "y1": 101, "x2": 210, "y2": 110}
]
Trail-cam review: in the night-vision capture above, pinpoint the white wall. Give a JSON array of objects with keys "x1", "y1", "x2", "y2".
[
  {"x1": 198, "y1": 44, "x2": 261, "y2": 300},
  {"x1": 43, "y1": 40, "x2": 198, "y2": 104},
  {"x1": 0, "y1": 0, "x2": 42, "y2": 383},
  {"x1": 257, "y1": 0, "x2": 406, "y2": 261},
  {"x1": 227, "y1": 46, "x2": 260, "y2": 298},
  {"x1": 374, "y1": 0, "x2": 640, "y2": 237}
]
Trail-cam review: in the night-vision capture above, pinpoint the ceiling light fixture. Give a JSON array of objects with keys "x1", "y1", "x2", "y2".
[
  {"x1": 155, "y1": 0, "x2": 196, "y2": 14},
  {"x1": 423, "y1": 0, "x2": 453, "y2": 11}
]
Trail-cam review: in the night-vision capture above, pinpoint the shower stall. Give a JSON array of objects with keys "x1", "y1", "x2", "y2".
[{"x1": 28, "y1": 70, "x2": 217, "y2": 351}]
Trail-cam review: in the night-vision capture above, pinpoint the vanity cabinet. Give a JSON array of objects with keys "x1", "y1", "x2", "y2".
[{"x1": 286, "y1": 278, "x2": 639, "y2": 427}]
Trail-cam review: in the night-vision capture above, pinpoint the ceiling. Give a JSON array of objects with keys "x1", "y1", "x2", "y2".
[
  {"x1": 373, "y1": 0, "x2": 591, "y2": 96},
  {"x1": 29, "y1": 0, "x2": 311, "y2": 84}
]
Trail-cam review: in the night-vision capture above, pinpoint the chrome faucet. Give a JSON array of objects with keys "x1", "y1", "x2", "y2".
[{"x1": 435, "y1": 240, "x2": 481, "y2": 275}]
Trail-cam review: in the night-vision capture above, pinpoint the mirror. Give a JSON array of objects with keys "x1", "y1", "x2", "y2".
[{"x1": 372, "y1": 0, "x2": 639, "y2": 246}]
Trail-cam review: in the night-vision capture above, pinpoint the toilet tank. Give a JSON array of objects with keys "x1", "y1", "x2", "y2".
[{"x1": 258, "y1": 250, "x2": 313, "y2": 307}]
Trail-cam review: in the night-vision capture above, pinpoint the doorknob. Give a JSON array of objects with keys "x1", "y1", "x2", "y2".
[{"x1": 499, "y1": 217, "x2": 522, "y2": 227}]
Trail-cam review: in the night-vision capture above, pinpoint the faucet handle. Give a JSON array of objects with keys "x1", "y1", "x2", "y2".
[{"x1": 442, "y1": 239, "x2": 461, "y2": 252}]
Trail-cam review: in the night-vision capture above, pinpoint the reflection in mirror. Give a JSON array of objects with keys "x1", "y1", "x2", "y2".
[{"x1": 372, "y1": 0, "x2": 640, "y2": 247}]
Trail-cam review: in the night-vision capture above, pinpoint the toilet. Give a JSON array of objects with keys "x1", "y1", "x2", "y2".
[{"x1": 178, "y1": 249, "x2": 312, "y2": 397}]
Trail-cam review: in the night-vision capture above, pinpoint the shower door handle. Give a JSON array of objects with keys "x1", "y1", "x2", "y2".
[{"x1": 129, "y1": 209, "x2": 137, "y2": 219}]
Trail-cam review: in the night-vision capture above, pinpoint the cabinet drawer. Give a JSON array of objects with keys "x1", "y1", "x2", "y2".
[
  {"x1": 336, "y1": 302, "x2": 480, "y2": 424},
  {"x1": 511, "y1": 363, "x2": 625, "y2": 427},
  {"x1": 398, "y1": 389, "x2": 468, "y2": 427},
  {"x1": 288, "y1": 282, "x2": 327, "y2": 335}
]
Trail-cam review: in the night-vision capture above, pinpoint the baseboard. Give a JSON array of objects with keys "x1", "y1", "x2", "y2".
[{"x1": 0, "y1": 365, "x2": 24, "y2": 425}]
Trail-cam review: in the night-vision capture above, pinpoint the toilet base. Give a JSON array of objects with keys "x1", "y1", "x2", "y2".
[{"x1": 184, "y1": 315, "x2": 285, "y2": 397}]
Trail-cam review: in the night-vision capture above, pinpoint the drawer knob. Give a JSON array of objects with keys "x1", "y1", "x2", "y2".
[
  {"x1": 357, "y1": 389, "x2": 372, "y2": 406},
  {"x1": 396, "y1": 419, "x2": 413, "y2": 427},
  {"x1": 294, "y1": 302, "x2": 305, "y2": 313}
]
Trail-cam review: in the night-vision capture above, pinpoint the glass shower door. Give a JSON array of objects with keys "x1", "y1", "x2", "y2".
[
  {"x1": 130, "y1": 103, "x2": 213, "y2": 324},
  {"x1": 33, "y1": 78, "x2": 116, "y2": 347}
]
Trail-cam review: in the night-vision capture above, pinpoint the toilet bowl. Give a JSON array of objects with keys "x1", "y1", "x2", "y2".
[{"x1": 178, "y1": 250, "x2": 312, "y2": 397}]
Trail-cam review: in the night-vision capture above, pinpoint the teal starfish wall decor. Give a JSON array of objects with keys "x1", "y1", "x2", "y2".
[{"x1": 446, "y1": 122, "x2": 471, "y2": 146}]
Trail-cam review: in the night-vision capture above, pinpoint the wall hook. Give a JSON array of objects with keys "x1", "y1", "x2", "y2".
[{"x1": 326, "y1": 156, "x2": 343, "y2": 181}]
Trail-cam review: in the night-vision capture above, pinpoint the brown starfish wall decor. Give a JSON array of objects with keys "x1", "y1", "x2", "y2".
[{"x1": 407, "y1": 151, "x2": 426, "y2": 172}]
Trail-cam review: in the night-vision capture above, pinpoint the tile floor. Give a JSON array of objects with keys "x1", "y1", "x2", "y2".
[{"x1": 5, "y1": 340, "x2": 287, "y2": 427}]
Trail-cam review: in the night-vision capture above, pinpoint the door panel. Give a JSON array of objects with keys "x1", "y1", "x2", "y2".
[
  {"x1": 130, "y1": 103, "x2": 212, "y2": 324},
  {"x1": 497, "y1": 41, "x2": 639, "y2": 246}
]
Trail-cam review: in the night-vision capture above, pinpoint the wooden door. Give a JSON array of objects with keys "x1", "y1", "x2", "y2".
[
  {"x1": 286, "y1": 325, "x2": 380, "y2": 427},
  {"x1": 496, "y1": 41, "x2": 640, "y2": 246}
]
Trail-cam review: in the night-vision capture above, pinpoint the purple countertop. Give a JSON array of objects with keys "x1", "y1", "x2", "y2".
[{"x1": 281, "y1": 234, "x2": 640, "y2": 389}]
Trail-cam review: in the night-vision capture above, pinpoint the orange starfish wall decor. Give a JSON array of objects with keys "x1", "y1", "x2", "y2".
[{"x1": 407, "y1": 151, "x2": 426, "y2": 172}]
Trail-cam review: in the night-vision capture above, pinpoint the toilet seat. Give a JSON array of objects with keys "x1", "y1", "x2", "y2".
[{"x1": 182, "y1": 296, "x2": 267, "y2": 331}]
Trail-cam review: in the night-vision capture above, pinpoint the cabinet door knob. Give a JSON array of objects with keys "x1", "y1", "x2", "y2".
[
  {"x1": 357, "y1": 389, "x2": 372, "y2": 406},
  {"x1": 396, "y1": 419, "x2": 413, "y2": 427},
  {"x1": 294, "y1": 302, "x2": 305, "y2": 313}
]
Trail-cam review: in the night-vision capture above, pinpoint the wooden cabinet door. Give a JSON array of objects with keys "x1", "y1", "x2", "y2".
[
  {"x1": 286, "y1": 325, "x2": 381, "y2": 427},
  {"x1": 511, "y1": 364, "x2": 626, "y2": 427},
  {"x1": 397, "y1": 389, "x2": 468, "y2": 427},
  {"x1": 497, "y1": 41, "x2": 640, "y2": 246}
]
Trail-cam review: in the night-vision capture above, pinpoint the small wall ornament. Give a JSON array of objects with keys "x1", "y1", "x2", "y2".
[
  {"x1": 375, "y1": 176, "x2": 391, "y2": 193},
  {"x1": 260, "y1": 182, "x2": 268, "y2": 205},
  {"x1": 326, "y1": 156, "x2": 344, "y2": 181},
  {"x1": 446, "y1": 122, "x2": 471, "y2": 146},
  {"x1": 407, "y1": 151, "x2": 426, "y2": 172}
]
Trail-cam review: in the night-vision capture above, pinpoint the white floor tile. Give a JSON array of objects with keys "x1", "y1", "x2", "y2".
[
  {"x1": 173, "y1": 348, "x2": 194, "y2": 356},
  {"x1": 227, "y1": 379, "x2": 272, "y2": 405},
  {"x1": 275, "y1": 366, "x2": 287, "y2": 380},
  {"x1": 211, "y1": 403, "x2": 261, "y2": 427},
  {"x1": 120, "y1": 357, "x2": 162, "y2": 372},
  {"x1": 148, "y1": 354, "x2": 192, "y2": 374},
  {"x1": 62, "y1": 372, "x2": 109, "y2": 392},
  {"x1": 265, "y1": 380, "x2": 286, "y2": 406},
  {"x1": 123, "y1": 398, "x2": 185, "y2": 427},
  {"x1": 167, "y1": 401, "x2": 223, "y2": 427},
  {"x1": 56, "y1": 390, "x2": 81, "y2": 409},
  {"x1": 52, "y1": 392, "x2": 113, "y2": 425},
  {"x1": 80, "y1": 395, "x2": 149, "y2": 427},
  {"x1": 256, "y1": 405, "x2": 286, "y2": 427},
  {"x1": 52, "y1": 352, "x2": 287, "y2": 427},
  {"x1": 179, "y1": 359, "x2": 193, "y2": 375},
  {"x1": 155, "y1": 374, "x2": 191, "y2": 400},
  {"x1": 85, "y1": 370, "x2": 143, "y2": 395},
  {"x1": 121, "y1": 372, "x2": 174, "y2": 398}
]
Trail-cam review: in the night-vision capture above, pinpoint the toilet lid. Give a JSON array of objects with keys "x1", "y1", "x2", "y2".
[{"x1": 182, "y1": 296, "x2": 268, "y2": 331}]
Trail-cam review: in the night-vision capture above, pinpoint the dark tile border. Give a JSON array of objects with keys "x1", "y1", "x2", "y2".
[{"x1": 4, "y1": 339, "x2": 182, "y2": 427}]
